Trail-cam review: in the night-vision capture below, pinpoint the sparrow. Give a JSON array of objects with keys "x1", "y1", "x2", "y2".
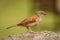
[{"x1": 6, "y1": 11, "x2": 46, "y2": 33}]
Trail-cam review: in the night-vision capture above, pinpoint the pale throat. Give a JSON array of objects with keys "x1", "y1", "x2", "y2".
[{"x1": 37, "y1": 14, "x2": 44, "y2": 21}]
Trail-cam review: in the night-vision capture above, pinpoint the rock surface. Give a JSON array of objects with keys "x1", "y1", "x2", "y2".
[{"x1": 0, "y1": 31, "x2": 60, "y2": 40}]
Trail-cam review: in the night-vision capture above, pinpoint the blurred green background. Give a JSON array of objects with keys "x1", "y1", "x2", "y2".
[{"x1": 0, "y1": 0, "x2": 60, "y2": 38}]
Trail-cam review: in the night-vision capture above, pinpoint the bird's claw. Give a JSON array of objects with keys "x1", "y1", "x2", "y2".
[{"x1": 29, "y1": 31, "x2": 38, "y2": 34}]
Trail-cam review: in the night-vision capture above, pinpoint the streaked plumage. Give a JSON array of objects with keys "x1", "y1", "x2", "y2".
[{"x1": 7, "y1": 11, "x2": 46, "y2": 32}]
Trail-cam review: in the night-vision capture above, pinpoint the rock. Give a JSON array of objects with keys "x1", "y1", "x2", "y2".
[{"x1": 0, "y1": 31, "x2": 60, "y2": 40}]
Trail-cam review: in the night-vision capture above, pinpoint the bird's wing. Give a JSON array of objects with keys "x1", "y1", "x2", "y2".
[{"x1": 18, "y1": 15, "x2": 38, "y2": 25}]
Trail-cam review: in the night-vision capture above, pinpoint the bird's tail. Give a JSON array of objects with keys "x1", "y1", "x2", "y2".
[{"x1": 6, "y1": 25, "x2": 17, "y2": 29}]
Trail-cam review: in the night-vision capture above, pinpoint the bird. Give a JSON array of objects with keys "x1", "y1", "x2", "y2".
[{"x1": 6, "y1": 11, "x2": 46, "y2": 33}]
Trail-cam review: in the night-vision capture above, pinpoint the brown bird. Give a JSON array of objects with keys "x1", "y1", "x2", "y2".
[{"x1": 6, "y1": 11, "x2": 46, "y2": 33}]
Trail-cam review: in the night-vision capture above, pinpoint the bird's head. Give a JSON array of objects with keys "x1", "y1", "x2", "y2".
[{"x1": 35, "y1": 11, "x2": 46, "y2": 17}]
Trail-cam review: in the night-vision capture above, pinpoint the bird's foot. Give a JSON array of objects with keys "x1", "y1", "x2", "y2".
[{"x1": 29, "y1": 31, "x2": 38, "y2": 34}]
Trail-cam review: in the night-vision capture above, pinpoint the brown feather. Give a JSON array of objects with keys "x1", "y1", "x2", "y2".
[{"x1": 17, "y1": 15, "x2": 38, "y2": 26}]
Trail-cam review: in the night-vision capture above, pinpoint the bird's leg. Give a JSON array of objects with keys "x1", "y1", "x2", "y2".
[
  {"x1": 26, "y1": 27, "x2": 38, "y2": 34},
  {"x1": 26, "y1": 27, "x2": 33, "y2": 32}
]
